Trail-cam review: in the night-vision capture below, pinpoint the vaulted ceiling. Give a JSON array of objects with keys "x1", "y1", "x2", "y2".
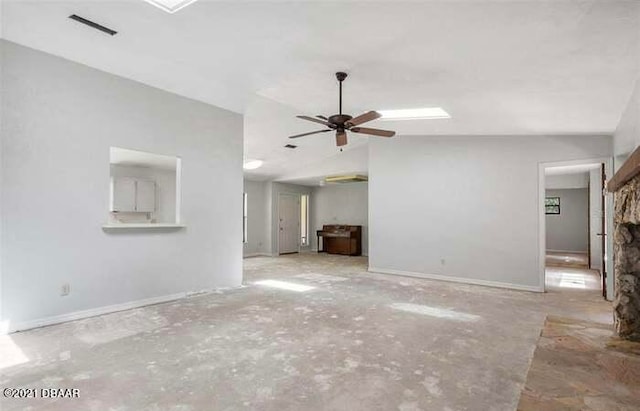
[{"x1": 3, "y1": 0, "x2": 640, "y2": 183}]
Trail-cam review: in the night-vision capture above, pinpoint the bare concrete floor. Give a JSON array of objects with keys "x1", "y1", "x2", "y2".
[{"x1": 1, "y1": 253, "x2": 612, "y2": 411}]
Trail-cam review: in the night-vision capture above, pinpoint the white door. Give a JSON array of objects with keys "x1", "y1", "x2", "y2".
[{"x1": 279, "y1": 193, "x2": 300, "y2": 254}]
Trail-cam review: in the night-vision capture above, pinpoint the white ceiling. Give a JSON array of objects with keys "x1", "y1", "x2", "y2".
[{"x1": 3, "y1": 0, "x2": 640, "y2": 183}]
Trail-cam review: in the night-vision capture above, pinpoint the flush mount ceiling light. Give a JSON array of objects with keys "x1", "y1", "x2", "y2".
[
  {"x1": 143, "y1": 0, "x2": 200, "y2": 13},
  {"x1": 243, "y1": 160, "x2": 264, "y2": 170},
  {"x1": 378, "y1": 107, "x2": 451, "y2": 121}
]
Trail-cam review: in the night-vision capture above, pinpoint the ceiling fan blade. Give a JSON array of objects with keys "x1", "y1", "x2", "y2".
[
  {"x1": 351, "y1": 127, "x2": 396, "y2": 137},
  {"x1": 297, "y1": 115, "x2": 331, "y2": 126},
  {"x1": 336, "y1": 131, "x2": 347, "y2": 146},
  {"x1": 289, "y1": 129, "x2": 331, "y2": 139},
  {"x1": 346, "y1": 111, "x2": 382, "y2": 127},
  {"x1": 316, "y1": 115, "x2": 328, "y2": 120}
]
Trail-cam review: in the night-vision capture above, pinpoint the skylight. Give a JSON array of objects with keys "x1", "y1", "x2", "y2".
[
  {"x1": 143, "y1": 0, "x2": 200, "y2": 13},
  {"x1": 379, "y1": 107, "x2": 450, "y2": 121},
  {"x1": 243, "y1": 160, "x2": 264, "y2": 170}
]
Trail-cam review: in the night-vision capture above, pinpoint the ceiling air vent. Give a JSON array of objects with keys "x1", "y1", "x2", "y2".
[
  {"x1": 69, "y1": 14, "x2": 118, "y2": 36},
  {"x1": 284, "y1": 144, "x2": 298, "y2": 149},
  {"x1": 324, "y1": 174, "x2": 368, "y2": 184}
]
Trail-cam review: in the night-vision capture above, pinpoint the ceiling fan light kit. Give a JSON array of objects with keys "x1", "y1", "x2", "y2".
[{"x1": 288, "y1": 72, "x2": 396, "y2": 147}]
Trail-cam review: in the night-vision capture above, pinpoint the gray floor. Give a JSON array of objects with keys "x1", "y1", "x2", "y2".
[{"x1": 1, "y1": 253, "x2": 611, "y2": 411}]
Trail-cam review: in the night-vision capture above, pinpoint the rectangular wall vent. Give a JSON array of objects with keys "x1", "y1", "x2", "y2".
[
  {"x1": 324, "y1": 174, "x2": 368, "y2": 184},
  {"x1": 69, "y1": 14, "x2": 118, "y2": 36}
]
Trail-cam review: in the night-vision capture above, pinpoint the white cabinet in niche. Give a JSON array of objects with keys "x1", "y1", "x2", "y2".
[
  {"x1": 106, "y1": 147, "x2": 182, "y2": 228},
  {"x1": 111, "y1": 177, "x2": 136, "y2": 212},
  {"x1": 110, "y1": 177, "x2": 156, "y2": 212}
]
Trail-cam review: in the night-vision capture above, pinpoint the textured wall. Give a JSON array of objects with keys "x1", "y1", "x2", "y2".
[{"x1": 613, "y1": 174, "x2": 640, "y2": 340}]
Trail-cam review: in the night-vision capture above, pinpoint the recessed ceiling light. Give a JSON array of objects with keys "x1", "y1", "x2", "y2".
[
  {"x1": 143, "y1": 0, "x2": 199, "y2": 13},
  {"x1": 243, "y1": 160, "x2": 263, "y2": 170},
  {"x1": 378, "y1": 107, "x2": 450, "y2": 121}
]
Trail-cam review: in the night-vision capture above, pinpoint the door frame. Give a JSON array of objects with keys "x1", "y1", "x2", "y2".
[
  {"x1": 277, "y1": 192, "x2": 301, "y2": 255},
  {"x1": 537, "y1": 157, "x2": 614, "y2": 298}
]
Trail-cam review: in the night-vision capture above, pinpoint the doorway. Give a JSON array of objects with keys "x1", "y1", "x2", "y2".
[
  {"x1": 539, "y1": 159, "x2": 613, "y2": 300},
  {"x1": 278, "y1": 193, "x2": 300, "y2": 254}
]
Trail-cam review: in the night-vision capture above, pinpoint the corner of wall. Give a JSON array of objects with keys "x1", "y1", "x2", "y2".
[{"x1": 613, "y1": 75, "x2": 640, "y2": 158}]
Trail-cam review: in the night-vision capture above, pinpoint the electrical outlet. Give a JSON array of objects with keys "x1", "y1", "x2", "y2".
[{"x1": 61, "y1": 283, "x2": 70, "y2": 296}]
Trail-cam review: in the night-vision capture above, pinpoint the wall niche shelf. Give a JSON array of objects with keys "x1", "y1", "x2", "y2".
[{"x1": 102, "y1": 223, "x2": 185, "y2": 229}]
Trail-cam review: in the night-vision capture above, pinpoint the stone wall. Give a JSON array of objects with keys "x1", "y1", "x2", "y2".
[{"x1": 613, "y1": 174, "x2": 640, "y2": 341}]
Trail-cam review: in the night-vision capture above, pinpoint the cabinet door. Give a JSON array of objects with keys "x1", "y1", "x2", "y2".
[
  {"x1": 136, "y1": 180, "x2": 156, "y2": 212},
  {"x1": 111, "y1": 178, "x2": 136, "y2": 212}
]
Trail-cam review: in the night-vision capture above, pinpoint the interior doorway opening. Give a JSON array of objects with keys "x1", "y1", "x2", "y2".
[{"x1": 539, "y1": 159, "x2": 613, "y2": 300}]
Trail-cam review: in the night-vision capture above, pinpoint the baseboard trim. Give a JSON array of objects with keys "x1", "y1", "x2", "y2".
[
  {"x1": 243, "y1": 253, "x2": 272, "y2": 258},
  {"x1": 6, "y1": 292, "x2": 188, "y2": 334},
  {"x1": 368, "y1": 267, "x2": 543, "y2": 293},
  {"x1": 546, "y1": 249, "x2": 588, "y2": 254},
  {"x1": 310, "y1": 249, "x2": 369, "y2": 257}
]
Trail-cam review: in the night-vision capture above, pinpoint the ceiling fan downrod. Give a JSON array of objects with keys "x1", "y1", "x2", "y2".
[{"x1": 336, "y1": 72, "x2": 347, "y2": 115}]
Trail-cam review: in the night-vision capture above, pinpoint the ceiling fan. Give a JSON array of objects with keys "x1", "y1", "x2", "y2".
[{"x1": 288, "y1": 72, "x2": 396, "y2": 147}]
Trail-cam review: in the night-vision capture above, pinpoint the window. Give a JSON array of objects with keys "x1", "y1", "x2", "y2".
[
  {"x1": 243, "y1": 193, "x2": 248, "y2": 243},
  {"x1": 545, "y1": 197, "x2": 560, "y2": 215},
  {"x1": 300, "y1": 194, "x2": 309, "y2": 246}
]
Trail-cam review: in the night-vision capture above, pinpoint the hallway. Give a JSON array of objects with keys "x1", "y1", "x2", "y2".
[
  {"x1": 545, "y1": 251, "x2": 601, "y2": 293},
  {"x1": 545, "y1": 251, "x2": 589, "y2": 269}
]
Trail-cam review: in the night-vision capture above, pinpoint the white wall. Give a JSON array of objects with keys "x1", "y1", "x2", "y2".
[
  {"x1": 110, "y1": 164, "x2": 177, "y2": 224},
  {"x1": 1, "y1": 41, "x2": 243, "y2": 330},
  {"x1": 0, "y1": 21, "x2": 4, "y2": 326},
  {"x1": 243, "y1": 179, "x2": 269, "y2": 257},
  {"x1": 545, "y1": 188, "x2": 589, "y2": 253},
  {"x1": 614, "y1": 77, "x2": 640, "y2": 161},
  {"x1": 545, "y1": 173, "x2": 588, "y2": 189},
  {"x1": 369, "y1": 135, "x2": 612, "y2": 291},
  {"x1": 312, "y1": 183, "x2": 368, "y2": 255}
]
